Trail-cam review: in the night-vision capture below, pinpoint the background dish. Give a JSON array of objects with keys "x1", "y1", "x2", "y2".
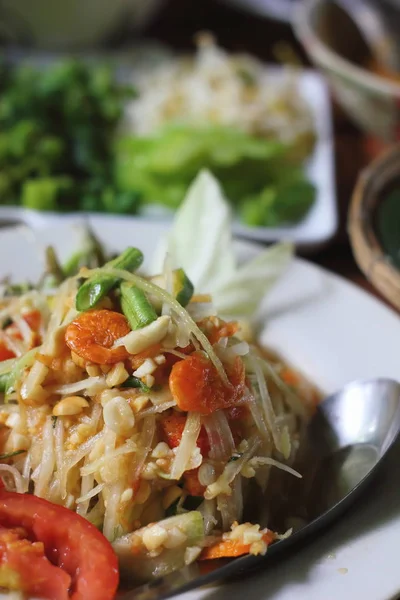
[
  {"x1": 294, "y1": 0, "x2": 400, "y2": 142},
  {"x1": 0, "y1": 50, "x2": 337, "y2": 250},
  {"x1": 0, "y1": 215, "x2": 397, "y2": 600},
  {"x1": 231, "y1": 69, "x2": 336, "y2": 248}
]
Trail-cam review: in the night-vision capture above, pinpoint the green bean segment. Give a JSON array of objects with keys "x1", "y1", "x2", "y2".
[
  {"x1": 76, "y1": 247, "x2": 143, "y2": 311},
  {"x1": 120, "y1": 282, "x2": 157, "y2": 330}
]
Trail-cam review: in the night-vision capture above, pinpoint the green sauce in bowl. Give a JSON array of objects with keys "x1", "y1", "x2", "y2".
[{"x1": 375, "y1": 187, "x2": 400, "y2": 269}]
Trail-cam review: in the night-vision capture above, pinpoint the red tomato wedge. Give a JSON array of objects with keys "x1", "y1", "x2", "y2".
[
  {"x1": 0, "y1": 343, "x2": 15, "y2": 362},
  {"x1": 0, "y1": 491, "x2": 119, "y2": 600},
  {"x1": 22, "y1": 309, "x2": 41, "y2": 332},
  {"x1": 159, "y1": 412, "x2": 210, "y2": 456},
  {"x1": 0, "y1": 526, "x2": 71, "y2": 599}
]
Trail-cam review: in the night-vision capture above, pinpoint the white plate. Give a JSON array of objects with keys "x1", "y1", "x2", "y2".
[
  {"x1": 0, "y1": 63, "x2": 336, "y2": 251},
  {"x1": 0, "y1": 215, "x2": 397, "y2": 600}
]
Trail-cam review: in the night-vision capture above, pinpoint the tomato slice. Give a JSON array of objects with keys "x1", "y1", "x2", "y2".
[
  {"x1": 159, "y1": 412, "x2": 210, "y2": 456},
  {"x1": 0, "y1": 491, "x2": 119, "y2": 600},
  {"x1": 0, "y1": 343, "x2": 15, "y2": 362},
  {"x1": 23, "y1": 309, "x2": 41, "y2": 332},
  {"x1": 0, "y1": 526, "x2": 71, "y2": 599}
]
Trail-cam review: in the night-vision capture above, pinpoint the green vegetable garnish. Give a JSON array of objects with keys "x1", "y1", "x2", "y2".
[
  {"x1": 0, "y1": 450, "x2": 26, "y2": 460},
  {"x1": 76, "y1": 247, "x2": 143, "y2": 311},
  {"x1": 1, "y1": 317, "x2": 12, "y2": 330},
  {"x1": 120, "y1": 376, "x2": 150, "y2": 392},
  {"x1": 0, "y1": 372, "x2": 10, "y2": 393},
  {"x1": 241, "y1": 176, "x2": 316, "y2": 227},
  {"x1": 150, "y1": 269, "x2": 194, "y2": 308},
  {"x1": 120, "y1": 283, "x2": 157, "y2": 330},
  {"x1": 114, "y1": 123, "x2": 315, "y2": 227},
  {"x1": 21, "y1": 176, "x2": 74, "y2": 211},
  {"x1": 0, "y1": 58, "x2": 135, "y2": 212}
]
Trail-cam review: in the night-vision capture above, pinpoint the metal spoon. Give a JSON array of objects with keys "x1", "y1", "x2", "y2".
[{"x1": 119, "y1": 378, "x2": 400, "y2": 600}]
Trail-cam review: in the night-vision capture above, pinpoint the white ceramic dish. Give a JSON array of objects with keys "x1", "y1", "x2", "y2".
[
  {"x1": 0, "y1": 66, "x2": 336, "y2": 251},
  {"x1": 0, "y1": 215, "x2": 398, "y2": 600}
]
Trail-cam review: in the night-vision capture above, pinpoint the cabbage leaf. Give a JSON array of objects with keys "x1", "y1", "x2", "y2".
[{"x1": 152, "y1": 170, "x2": 293, "y2": 318}]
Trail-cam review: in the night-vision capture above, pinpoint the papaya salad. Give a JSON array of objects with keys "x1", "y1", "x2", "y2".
[{"x1": 0, "y1": 172, "x2": 318, "y2": 599}]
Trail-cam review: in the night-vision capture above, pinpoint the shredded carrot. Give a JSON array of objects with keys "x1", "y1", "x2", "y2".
[{"x1": 199, "y1": 531, "x2": 276, "y2": 560}]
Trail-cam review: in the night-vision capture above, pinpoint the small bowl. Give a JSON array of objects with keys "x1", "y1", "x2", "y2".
[
  {"x1": 349, "y1": 143, "x2": 400, "y2": 310},
  {"x1": 293, "y1": 0, "x2": 400, "y2": 141}
]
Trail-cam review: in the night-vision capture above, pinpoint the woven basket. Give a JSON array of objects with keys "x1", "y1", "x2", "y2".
[{"x1": 348, "y1": 144, "x2": 400, "y2": 311}]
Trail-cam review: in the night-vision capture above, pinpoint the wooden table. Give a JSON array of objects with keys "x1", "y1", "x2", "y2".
[{"x1": 142, "y1": 0, "x2": 393, "y2": 308}]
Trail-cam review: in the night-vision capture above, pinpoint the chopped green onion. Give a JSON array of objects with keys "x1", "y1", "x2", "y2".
[
  {"x1": 120, "y1": 282, "x2": 157, "y2": 330},
  {"x1": 1, "y1": 317, "x2": 12, "y2": 330},
  {"x1": 76, "y1": 247, "x2": 143, "y2": 311},
  {"x1": 0, "y1": 373, "x2": 9, "y2": 393},
  {"x1": 120, "y1": 376, "x2": 150, "y2": 392},
  {"x1": 0, "y1": 449, "x2": 26, "y2": 460}
]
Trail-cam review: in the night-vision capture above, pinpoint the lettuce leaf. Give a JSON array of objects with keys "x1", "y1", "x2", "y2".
[
  {"x1": 114, "y1": 123, "x2": 314, "y2": 222},
  {"x1": 152, "y1": 170, "x2": 293, "y2": 319}
]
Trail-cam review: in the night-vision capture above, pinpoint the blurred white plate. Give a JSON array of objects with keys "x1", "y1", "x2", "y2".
[{"x1": 0, "y1": 214, "x2": 398, "y2": 600}]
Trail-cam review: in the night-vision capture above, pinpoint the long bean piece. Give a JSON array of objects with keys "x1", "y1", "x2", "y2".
[
  {"x1": 76, "y1": 247, "x2": 143, "y2": 311},
  {"x1": 120, "y1": 282, "x2": 157, "y2": 330}
]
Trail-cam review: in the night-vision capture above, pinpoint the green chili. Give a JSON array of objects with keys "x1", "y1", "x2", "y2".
[{"x1": 120, "y1": 375, "x2": 150, "y2": 392}]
